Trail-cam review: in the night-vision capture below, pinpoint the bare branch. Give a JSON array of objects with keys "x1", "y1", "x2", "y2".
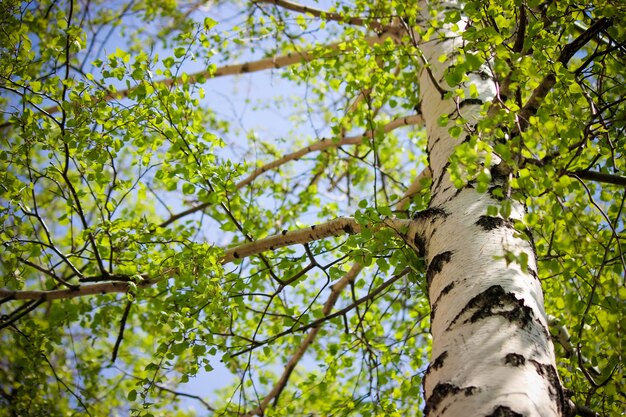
[
  {"x1": 153, "y1": 384, "x2": 215, "y2": 411},
  {"x1": 111, "y1": 300, "x2": 133, "y2": 363}
]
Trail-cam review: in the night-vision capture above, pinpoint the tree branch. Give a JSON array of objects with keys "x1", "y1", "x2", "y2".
[
  {"x1": 238, "y1": 114, "x2": 424, "y2": 188},
  {"x1": 159, "y1": 113, "x2": 424, "y2": 227},
  {"x1": 153, "y1": 384, "x2": 215, "y2": 411},
  {"x1": 569, "y1": 402, "x2": 600, "y2": 417},
  {"x1": 395, "y1": 168, "x2": 431, "y2": 211},
  {"x1": 222, "y1": 216, "x2": 414, "y2": 264},
  {"x1": 1, "y1": 218, "x2": 415, "y2": 301},
  {"x1": 253, "y1": 0, "x2": 384, "y2": 31},
  {"x1": 111, "y1": 300, "x2": 133, "y2": 363},
  {"x1": 0, "y1": 281, "x2": 140, "y2": 302},
  {"x1": 516, "y1": 17, "x2": 613, "y2": 131},
  {"x1": 568, "y1": 169, "x2": 626, "y2": 187},
  {"x1": 221, "y1": 217, "x2": 360, "y2": 264},
  {"x1": 2, "y1": 36, "x2": 389, "y2": 126}
]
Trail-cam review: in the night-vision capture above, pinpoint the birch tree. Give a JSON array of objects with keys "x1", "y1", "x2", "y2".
[{"x1": 0, "y1": 0, "x2": 624, "y2": 416}]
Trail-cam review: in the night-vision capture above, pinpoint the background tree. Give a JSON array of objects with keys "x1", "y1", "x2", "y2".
[{"x1": 0, "y1": 0, "x2": 624, "y2": 416}]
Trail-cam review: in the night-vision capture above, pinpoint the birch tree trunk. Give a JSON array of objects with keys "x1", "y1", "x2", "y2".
[{"x1": 415, "y1": 2, "x2": 566, "y2": 416}]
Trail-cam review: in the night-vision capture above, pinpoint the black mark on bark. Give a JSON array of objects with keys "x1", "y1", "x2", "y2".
[
  {"x1": 428, "y1": 136, "x2": 442, "y2": 153},
  {"x1": 424, "y1": 383, "x2": 477, "y2": 415},
  {"x1": 413, "y1": 234, "x2": 426, "y2": 257},
  {"x1": 488, "y1": 185, "x2": 504, "y2": 201},
  {"x1": 520, "y1": 227, "x2": 538, "y2": 259},
  {"x1": 426, "y1": 251, "x2": 453, "y2": 286},
  {"x1": 413, "y1": 206, "x2": 448, "y2": 222},
  {"x1": 529, "y1": 360, "x2": 566, "y2": 414},
  {"x1": 233, "y1": 251, "x2": 240, "y2": 259},
  {"x1": 448, "y1": 285, "x2": 534, "y2": 329},
  {"x1": 477, "y1": 70, "x2": 491, "y2": 80},
  {"x1": 459, "y1": 98, "x2": 484, "y2": 108},
  {"x1": 441, "y1": 282, "x2": 455, "y2": 296},
  {"x1": 432, "y1": 351, "x2": 448, "y2": 370},
  {"x1": 431, "y1": 282, "x2": 456, "y2": 317},
  {"x1": 491, "y1": 162, "x2": 513, "y2": 181},
  {"x1": 485, "y1": 406, "x2": 523, "y2": 417},
  {"x1": 475, "y1": 216, "x2": 513, "y2": 231},
  {"x1": 433, "y1": 161, "x2": 449, "y2": 191},
  {"x1": 504, "y1": 353, "x2": 526, "y2": 367},
  {"x1": 281, "y1": 230, "x2": 288, "y2": 235},
  {"x1": 343, "y1": 223, "x2": 354, "y2": 234}
]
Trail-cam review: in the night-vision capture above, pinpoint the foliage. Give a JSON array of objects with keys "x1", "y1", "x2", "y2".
[{"x1": 0, "y1": 0, "x2": 624, "y2": 416}]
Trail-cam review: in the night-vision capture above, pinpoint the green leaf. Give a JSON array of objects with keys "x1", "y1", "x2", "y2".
[
  {"x1": 174, "y1": 47, "x2": 186, "y2": 59},
  {"x1": 182, "y1": 183, "x2": 196, "y2": 195},
  {"x1": 163, "y1": 56, "x2": 175, "y2": 68}
]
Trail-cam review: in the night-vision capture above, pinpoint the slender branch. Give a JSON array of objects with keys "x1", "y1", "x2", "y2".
[
  {"x1": 516, "y1": 17, "x2": 613, "y2": 131},
  {"x1": 573, "y1": 176, "x2": 625, "y2": 285},
  {"x1": 153, "y1": 384, "x2": 215, "y2": 411},
  {"x1": 512, "y1": 4, "x2": 526, "y2": 53},
  {"x1": 8, "y1": 36, "x2": 388, "y2": 123},
  {"x1": 0, "y1": 217, "x2": 415, "y2": 299},
  {"x1": 253, "y1": 0, "x2": 384, "y2": 31},
  {"x1": 242, "y1": 263, "x2": 363, "y2": 416},
  {"x1": 231, "y1": 267, "x2": 411, "y2": 358},
  {"x1": 239, "y1": 114, "x2": 424, "y2": 189},
  {"x1": 568, "y1": 169, "x2": 626, "y2": 187},
  {"x1": 0, "y1": 281, "x2": 137, "y2": 302},
  {"x1": 0, "y1": 300, "x2": 44, "y2": 330},
  {"x1": 559, "y1": 18, "x2": 612, "y2": 66},
  {"x1": 111, "y1": 300, "x2": 133, "y2": 363},
  {"x1": 160, "y1": 114, "x2": 424, "y2": 227},
  {"x1": 222, "y1": 217, "x2": 413, "y2": 264}
]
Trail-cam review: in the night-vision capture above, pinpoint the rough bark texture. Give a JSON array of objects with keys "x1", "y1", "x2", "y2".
[{"x1": 416, "y1": 2, "x2": 565, "y2": 416}]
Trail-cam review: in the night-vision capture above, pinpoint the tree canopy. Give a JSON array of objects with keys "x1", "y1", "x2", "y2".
[{"x1": 0, "y1": 0, "x2": 624, "y2": 416}]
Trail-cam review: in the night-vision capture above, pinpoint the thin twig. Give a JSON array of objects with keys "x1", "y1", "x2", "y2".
[{"x1": 111, "y1": 300, "x2": 133, "y2": 363}]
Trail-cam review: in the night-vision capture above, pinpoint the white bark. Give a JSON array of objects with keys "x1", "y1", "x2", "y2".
[
  {"x1": 415, "y1": 2, "x2": 565, "y2": 416},
  {"x1": 222, "y1": 216, "x2": 414, "y2": 264}
]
